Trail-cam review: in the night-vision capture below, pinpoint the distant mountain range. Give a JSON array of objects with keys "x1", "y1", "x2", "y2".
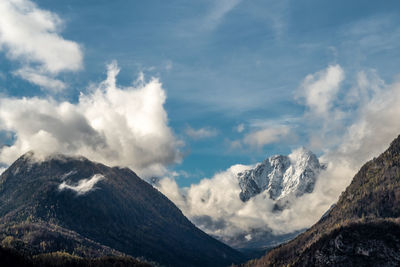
[
  {"x1": 242, "y1": 134, "x2": 400, "y2": 266},
  {"x1": 0, "y1": 152, "x2": 245, "y2": 267}
]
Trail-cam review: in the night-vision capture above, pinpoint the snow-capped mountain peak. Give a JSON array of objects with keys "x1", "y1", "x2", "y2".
[{"x1": 237, "y1": 147, "x2": 325, "y2": 202}]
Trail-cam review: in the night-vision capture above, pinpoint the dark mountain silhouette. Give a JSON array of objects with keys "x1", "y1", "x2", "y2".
[
  {"x1": 0, "y1": 152, "x2": 244, "y2": 267},
  {"x1": 242, "y1": 134, "x2": 400, "y2": 266}
]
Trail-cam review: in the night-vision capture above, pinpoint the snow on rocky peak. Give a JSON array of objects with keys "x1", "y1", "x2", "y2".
[{"x1": 237, "y1": 147, "x2": 325, "y2": 202}]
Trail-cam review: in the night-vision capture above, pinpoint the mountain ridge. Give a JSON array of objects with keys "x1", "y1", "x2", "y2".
[{"x1": 0, "y1": 151, "x2": 245, "y2": 267}]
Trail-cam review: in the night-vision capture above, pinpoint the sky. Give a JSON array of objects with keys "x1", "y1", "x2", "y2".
[{"x1": 2, "y1": 0, "x2": 400, "y2": 242}]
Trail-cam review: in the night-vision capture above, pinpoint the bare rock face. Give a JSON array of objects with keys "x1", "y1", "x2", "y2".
[{"x1": 237, "y1": 147, "x2": 325, "y2": 202}]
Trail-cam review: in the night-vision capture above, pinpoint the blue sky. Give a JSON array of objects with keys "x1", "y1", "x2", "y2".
[{"x1": 1, "y1": 0, "x2": 400, "y2": 187}]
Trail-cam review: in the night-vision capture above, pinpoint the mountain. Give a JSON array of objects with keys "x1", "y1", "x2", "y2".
[
  {"x1": 237, "y1": 147, "x2": 325, "y2": 205},
  {"x1": 210, "y1": 148, "x2": 323, "y2": 251},
  {"x1": 0, "y1": 152, "x2": 245, "y2": 267},
  {"x1": 242, "y1": 134, "x2": 400, "y2": 266}
]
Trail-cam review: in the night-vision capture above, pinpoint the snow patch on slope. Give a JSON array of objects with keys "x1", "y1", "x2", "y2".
[{"x1": 59, "y1": 174, "x2": 105, "y2": 195}]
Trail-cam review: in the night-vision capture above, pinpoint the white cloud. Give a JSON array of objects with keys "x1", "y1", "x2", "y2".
[
  {"x1": 59, "y1": 174, "x2": 105, "y2": 195},
  {"x1": 323, "y1": 75, "x2": 400, "y2": 167},
  {"x1": 14, "y1": 67, "x2": 66, "y2": 92},
  {"x1": 0, "y1": 0, "x2": 83, "y2": 90},
  {"x1": 297, "y1": 65, "x2": 345, "y2": 116},
  {"x1": 0, "y1": 62, "x2": 182, "y2": 177},
  {"x1": 185, "y1": 126, "x2": 218, "y2": 140},
  {"x1": 277, "y1": 69, "x2": 400, "y2": 237},
  {"x1": 158, "y1": 164, "x2": 256, "y2": 239},
  {"x1": 0, "y1": 167, "x2": 5, "y2": 175},
  {"x1": 295, "y1": 65, "x2": 347, "y2": 152},
  {"x1": 231, "y1": 118, "x2": 296, "y2": 150},
  {"x1": 243, "y1": 126, "x2": 291, "y2": 148},
  {"x1": 157, "y1": 177, "x2": 189, "y2": 209},
  {"x1": 289, "y1": 66, "x2": 400, "y2": 235}
]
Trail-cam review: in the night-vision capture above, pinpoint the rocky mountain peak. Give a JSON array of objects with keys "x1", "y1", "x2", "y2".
[{"x1": 237, "y1": 148, "x2": 324, "y2": 202}]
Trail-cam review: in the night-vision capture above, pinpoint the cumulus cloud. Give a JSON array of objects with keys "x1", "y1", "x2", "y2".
[
  {"x1": 185, "y1": 126, "x2": 218, "y2": 140},
  {"x1": 230, "y1": 118, "x2": 295, "y2": 150},
  {"x1": 321, "y1": 73, "x2": 400, "y2": 169},
  {"x1": 230, "y1": 124, "x2": 292, "y2": 150},
  {"x1": 0, "y1": 62, "x2": 182, "y2": 177},
  {"x1": 0, "y1": 0, "x2": 83, "y2": 91},
  {"x1": 299, "y1": 66, "x2": 399, "y2": 170},
  {"x1": 296, "y1": 65, "x2": 347, "y2": 151},
  {"x1": 279, "y1": 67, "x2": 400, "y2": 236},
  {"x1": 243, "y1": 126, "x2": 291, "y2": 148},
  {"x1": 59, "y1": 174, "x2": 105, "y2": 195},
  {"x1": 158, "y1": 64, "x2": 400, "y2": 244},
  {"x1": 0, "y1": 167, "x2": 5, "y2": 175},
  {"x1": 297, "y1": 64, "x2": 345, "y2": 116},
  {"x1": 14, "y1": 67, "x2": 66, "y2": 92},
  {"x1": 158, "y1": 164, "x2": 256, "y2": 239}
]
